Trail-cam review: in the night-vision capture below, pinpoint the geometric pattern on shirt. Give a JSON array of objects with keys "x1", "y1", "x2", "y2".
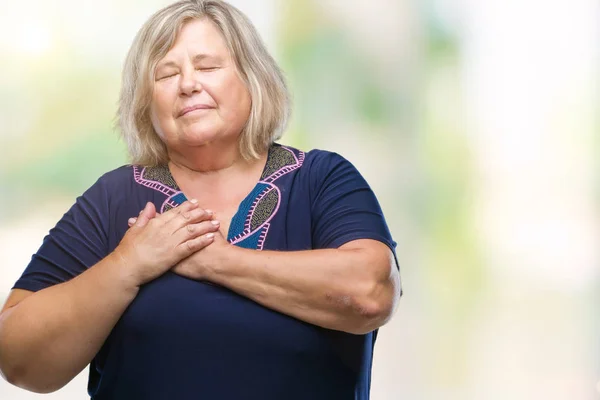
[
  {"x1": 132, "y1": 164, "x2": 182, "y2": 213},
  {"x1": 229, "y1": 145, "x2": 305, "y2": 250},
  {"x1": 132, "y1": 144, "x2": 305, "y2": 249}
]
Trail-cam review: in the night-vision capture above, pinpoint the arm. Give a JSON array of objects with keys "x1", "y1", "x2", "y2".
[
  {"x1": 0, "y1": 200, "x2": 217, "y2": 393},
  {"x1": 0, "y1": 254, "x2": 138, "y2": 393},
  {"x1": 176, "y1": 237, "x2": 400, "y2": 335},
  {"x1": 171, "y1": 151, "x2": 402, "y2": 334}
]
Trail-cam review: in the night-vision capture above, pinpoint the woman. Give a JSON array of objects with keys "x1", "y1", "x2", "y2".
[{"x1": 0, "y1": 0, "x2": 401, "y2": 399}]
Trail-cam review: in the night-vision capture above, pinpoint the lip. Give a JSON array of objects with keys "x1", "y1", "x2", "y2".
[{"x1": 179, "y1": 104, "x2": 214, "y2": 117}]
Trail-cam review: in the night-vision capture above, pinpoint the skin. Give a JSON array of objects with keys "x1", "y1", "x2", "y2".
[
  {"x1": 0, "y1": 17, "x2": 401, "y2": 394},
  {"x1": 151, "y1": 17, "x2": 253, "y2": 174},
  {"x1": 0, "y1": 201, "x2": 218, "y2": 393}
]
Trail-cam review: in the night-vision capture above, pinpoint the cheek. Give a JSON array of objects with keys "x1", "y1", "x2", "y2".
[
  {"x1": 149, "y1": 104, "x2": 166, "y2": 139},
  {"x1": 212, "y1": 76, "x2": 251, "y2": 115},
  {"x1": 152, "y1": 85, "x2": 176, "y2": 116},
  {"x1": 150, "y1": 88, "x2": 176, "y2": 137}
]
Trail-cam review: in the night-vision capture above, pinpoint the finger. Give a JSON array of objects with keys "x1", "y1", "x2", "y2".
[
  {"x1": 128, "y1": 208, "x2": 148, "y2": 227},
  {"x1": 128, "y1": 201, "x2": 157, "y2": 227},
  {"x1": 161, "y1": 199, "x2": 199, "y2": 223},
  {"x1": 168, "y1": 206, "x2": 214, "y2": 231},
  {"x1": 186, "y1": 207, "x2": 214, "y2": 223},
  {"x1": 174, "y1": 220, "x2": 220, "y2": 243},
  {"x1": 135, "y1": 202, "x2": 156, "y2": 228},
  {"x1": 176, "y1": 233, "x2": 215, "y2": 258},
  {"x1": 140, "y1": 202, "x2": 157, "y2": 220}
]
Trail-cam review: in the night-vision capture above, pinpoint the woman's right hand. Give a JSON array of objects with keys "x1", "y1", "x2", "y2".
[{"x1": 113, "y1": 200, "x2": 219, "y2": 286}]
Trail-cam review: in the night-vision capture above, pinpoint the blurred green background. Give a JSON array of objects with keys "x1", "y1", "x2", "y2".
[{"x1": 1, "y1": 0, "x2": 598, "y2": 399}]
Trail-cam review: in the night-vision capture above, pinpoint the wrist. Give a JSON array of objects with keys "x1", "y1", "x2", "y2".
[
  {"x1": 211, "y1": 243, "x2": 244, "y2": 277},
  {"x1": 108, "y1": 248, "x2": 143, "y2": 291}
]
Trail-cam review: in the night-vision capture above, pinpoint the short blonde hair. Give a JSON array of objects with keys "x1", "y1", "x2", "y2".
[{"x1": 117, "y1": 0, "x2": 291, "y2": 166}]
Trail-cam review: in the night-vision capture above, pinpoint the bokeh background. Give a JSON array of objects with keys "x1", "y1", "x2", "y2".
[{"x1": 1, "y1": 0, "x2": 599, "y2": 399}]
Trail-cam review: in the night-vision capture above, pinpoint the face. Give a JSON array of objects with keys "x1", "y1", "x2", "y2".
[{"x1": 150, "y1": 18, "x2": 251, "y2": 150}]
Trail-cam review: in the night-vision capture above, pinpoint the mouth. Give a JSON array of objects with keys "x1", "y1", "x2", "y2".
[{"x1": 179, "y1": 104, "x2": 214, "y2": 117}]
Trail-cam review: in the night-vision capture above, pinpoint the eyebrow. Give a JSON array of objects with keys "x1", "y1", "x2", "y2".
[{"x1": 156, "y1": 54, "x2": 219, "y2": 70}]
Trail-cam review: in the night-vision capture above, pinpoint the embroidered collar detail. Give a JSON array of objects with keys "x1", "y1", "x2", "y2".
[{"x1": 132, "y1": 144, "x2": 305, "y2": 249}]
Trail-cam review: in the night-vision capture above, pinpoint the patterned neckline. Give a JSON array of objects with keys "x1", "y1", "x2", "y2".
[{"x1": 133, "y1": 143, "x2": 305, "y2": 249}]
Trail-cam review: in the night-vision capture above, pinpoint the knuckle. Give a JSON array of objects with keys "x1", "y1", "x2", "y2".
[
  {"x1": 187, "y1": 224, "x2": 195, "y2": 233},
  {"x1": 188, "y1": 209, "x2": 203, "y2": 220}
]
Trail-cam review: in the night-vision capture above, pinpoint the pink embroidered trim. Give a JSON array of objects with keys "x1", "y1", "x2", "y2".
[
  {"x1": 257, "y1": 223, "x2": 270, "y2": 250},
  {"x1": 230, "y1": 146, "x2": 305, "y2": 247},
  {"x1": 245, "y1": 185, "x2": 275, "y2": 231},
  {"x1": 229, "y1": 184, "x2": 281, "y2": 245},
  {"x1": 133, "y1": 146, "x2": 305, "y2": 250},
  {"x1": 263, "y1": 146, "x2": 305, "y2": 183},
  {"x1": 133, "y1": 166, "x2": 182, "y2": 213},
  {"x1": 133, "y1": 166, "x2": 178, "y2": 195},
  {"x1": 161, "y1": 193, "x2": 185, "y2": 213}
]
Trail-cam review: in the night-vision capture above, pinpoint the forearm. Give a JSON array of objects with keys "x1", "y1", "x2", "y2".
[
  {"x1": 0, "y1": 252, "x2": 139, "y2": 393},
  {"x1": 209, "y1": 243, "x2": 399, "y2": 334}
]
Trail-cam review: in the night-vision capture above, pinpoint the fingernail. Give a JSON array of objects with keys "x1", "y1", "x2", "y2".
[
  {"x1": 206, "y1": 233, "x2": 215, "y2": 238},
  {"x1": 190, "y1": 199, "x2": 198, "y2": 204},
  {"x1": 139, "y1": 210, "x2": 143, "y2": 215},
  {"x1": 205, "y1": 209, "x2": 213, "y2": 215},
  {"x1": 211, "y1": 220, "x2": 220, "y2": 226},
  {"x1": 128, "y1": 218, "x2": 136, "y2": 224}
]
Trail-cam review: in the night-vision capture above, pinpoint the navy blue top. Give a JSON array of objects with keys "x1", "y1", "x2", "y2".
[{"x1": 13, "y1": 144, "x2": 398, "y2": 400}]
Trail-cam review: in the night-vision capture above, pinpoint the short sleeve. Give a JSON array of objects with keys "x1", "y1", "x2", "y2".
[
  {"x1": 310, "y1": 151, "x2": 399, "y2": 269},
  {"x1": 12, "y1": 176, "x2": 111, "y2": 292}
]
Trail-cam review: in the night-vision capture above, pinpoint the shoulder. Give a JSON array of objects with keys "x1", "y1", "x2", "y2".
[
  {"x1": 277, "y1": 144, "x2": 354, "y2": 176},
  {"x1": 80, "y1": 165, "x2": 135, "y2": 205},
  {"x1": 96, "y1": 164, "x2": 135, "y2": 186},
  {"x1": 297, "y1": 147, "x2": 363, "y2": 188},
  {"x1": 277, "y1": 145, "x2": 366, "y2": 201},
  {"x1": 304, "y1": 148, "x2": 354, "y2": 172}
]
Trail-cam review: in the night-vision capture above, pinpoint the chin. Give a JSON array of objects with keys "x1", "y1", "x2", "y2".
[{"x1": 178, "y1": 127, "x2": 225, "y2": 146}]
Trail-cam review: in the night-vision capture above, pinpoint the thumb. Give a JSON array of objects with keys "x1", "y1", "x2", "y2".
[
  {"x1": 143, "y1": 202, "x2": 157, "y2": 219},
  {"x1": 134, "y1": 202, "x2": 156, "y2": 228}
]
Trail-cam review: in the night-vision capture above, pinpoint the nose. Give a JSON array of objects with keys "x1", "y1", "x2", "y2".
[{"x1": 179, "y1": 67, "x2": 201, "y2": 96}]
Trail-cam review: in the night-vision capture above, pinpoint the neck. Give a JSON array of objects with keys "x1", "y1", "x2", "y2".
[
  {"x1": 167, "y1": 139, "x2": 244, "y2": 174},
  {"x1": 167, "y1": 141, "x2": 268, "y2": 189}
]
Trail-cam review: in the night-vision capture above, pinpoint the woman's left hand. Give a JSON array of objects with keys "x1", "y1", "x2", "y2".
[
  {"x1": 171, "y1": 230, "x2": 231, "y2": 281},
  {"x1": 127, "y1": 210, "x2": 232, "y2": 282}
]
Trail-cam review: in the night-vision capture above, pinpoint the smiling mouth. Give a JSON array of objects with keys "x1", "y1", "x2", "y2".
[
  {"x1": 179, "y1": 105, "x2": 214, "y2": 117},
  {"x1": 183, "y1": 108, "x2": 211, "y2": 116}
]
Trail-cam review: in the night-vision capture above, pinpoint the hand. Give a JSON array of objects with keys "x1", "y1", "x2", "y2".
[
  {"x1": 126, "y1": 206, "x2": 215, "y2": 228},
  {"x1": 114, "y1": 200, "x2": 220, "y2": 286},
  {"x1": 171, "y1": 228, "x2": 233, "y2": 282}
]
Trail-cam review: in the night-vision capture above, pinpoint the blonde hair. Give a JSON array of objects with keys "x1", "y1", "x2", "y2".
[{"x1": 117, "y1": 0, "x2": 291, "y2": 166}]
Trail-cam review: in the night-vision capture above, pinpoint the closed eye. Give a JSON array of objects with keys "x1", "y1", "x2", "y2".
[
  {"x1": 196, "y1": 66, "x2": 219, "y2": 72},
  {"x1": 158, "y1": 73, "x2": 178, "y2": 81}
]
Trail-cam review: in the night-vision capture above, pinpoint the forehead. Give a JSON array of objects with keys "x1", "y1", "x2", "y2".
[{"x1": 163, "y1": 18, "x2": 229, "y2": 60}]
